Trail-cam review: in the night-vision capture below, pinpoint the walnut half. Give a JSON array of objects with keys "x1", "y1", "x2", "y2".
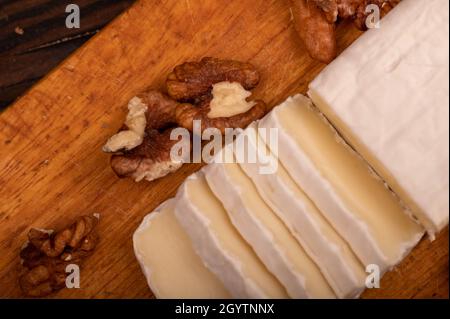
[
  {"x1": 166, "y1": 57, "x2": 260, "y2": 102},
  {"x1": 168, "y1": 58, "x2": 267, "y2": 134},
  {"x1": 19, "y1": 215, "x2": 99, "y2": 297}
]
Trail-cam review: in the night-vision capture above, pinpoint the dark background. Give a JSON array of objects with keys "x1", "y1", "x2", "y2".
[{"x1": 0, "y1": 0, "x2": 135, "y2": 111}]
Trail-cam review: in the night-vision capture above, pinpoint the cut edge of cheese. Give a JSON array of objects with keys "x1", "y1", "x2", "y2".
[
  {"x1": 174, "y1": 172, "x2": 288, "y2": 299},
  {"x1": 204, "y1": 154, "x2": 336, "y2": 299},
  {"x1": 259, "y1": 94, "x2": 424, "y2": 272},
  {"x1": 308, "y1": 0, "x2": 449, "y2": 237},
  {"x1": 132, "y1": 199, "x2": 231, "y2": 299},
  {"x1": 309, "y1": 90, "x2": 436, "y2": 232},
  {"x1": 236, "y1": 123, "x2": 366, "y2": 298}
]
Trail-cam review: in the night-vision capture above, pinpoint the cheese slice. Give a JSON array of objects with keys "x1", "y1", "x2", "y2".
[
  {"x1": 174, "y1": 173, "x2": 288, "y2": 298},
  {"x1": 259, "y1": 95, "x2": 424, "y2": 272},
  {"x1": 235, "y1": 123, "x2": 366, "y2": 298},
  {"x1": 204, "y1": 153, "x2": 336, "y2": 299},
  {"x1": 133, "y1": 199, "x2": 231, "y2": 298},
  {"x1": 308, "y1": 0, "x2": 449, "y2": 236}
]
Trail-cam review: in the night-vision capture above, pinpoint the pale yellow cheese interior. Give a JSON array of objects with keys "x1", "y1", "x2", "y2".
[
  {"x1": 133, "y1": 202, "x2": 231, "y2": 298},
  {"x1": 251, "y1": 133, "x2": 364, "y2": 275},
  {"x1": 221, "y1": 162, "x2": 335, "y2": 298},
  {"x1": 271, "y1": 161, "x2": 362, "y2": 266},
  {"x1": 185, "y1": 175, "x2": 289, "y2": 298},
  {"x1": 259, "y1": 152, "x2": 366, "y2": 276},
  {"x1": 277, "y1": 102, "x2": 424, "y2": 264},
  {"x1": 309, "y1": 90, "x2": 447, "y2": 235}
]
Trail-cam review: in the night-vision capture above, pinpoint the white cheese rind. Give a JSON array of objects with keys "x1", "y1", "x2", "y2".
[
  {"x1": 236, "y1": 124, "x2": 366, "y2": 298},
  {"x1": 308, "y1": 0, "x2": 449, "y2": 236},
  {"x1": 132, "y1": 199, "x2": 231, "y2": 298},
  {"x1": 204, "y1": 156, "x2": 335, "y2": 299},
  {"x1": 174, "y1": 173, "x2": 288, "y2": 299},
  {"x1": 259, "y1": 94, "x2": 424, "y2": 272}
]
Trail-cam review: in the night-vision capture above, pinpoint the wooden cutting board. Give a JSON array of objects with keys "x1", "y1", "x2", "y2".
[{"x1": 0, "y1": 0, "x2": 447, "y2": 299}]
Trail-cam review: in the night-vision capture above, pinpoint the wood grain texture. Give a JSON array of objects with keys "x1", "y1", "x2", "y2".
[
  {"x1": 0, "y1": 0, "x2": 447, "y2": 299},
  {"x1": 0, "y1": 0, "x2": 136, "y2": 109}
]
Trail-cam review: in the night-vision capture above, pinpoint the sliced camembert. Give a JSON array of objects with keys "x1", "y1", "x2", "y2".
[
  {"x1": 236, "y1": 124, "x2": 366, "y2": 298},
  {"x1": 174, "y1": 173, "x2": 288, "y2": 298},
  {"x1": 259, "y1": 94, "x2": 424, "y2": 273},
  {"x1": 133, "y1": 199, "x2": 231, "y2": 298},
  {"x1": 204, "y1": 152, "x2": 336, "y2": 299}
]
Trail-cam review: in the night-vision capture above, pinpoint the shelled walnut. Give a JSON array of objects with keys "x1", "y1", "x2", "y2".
[
  {"x1": 168, "y1": 58, "x2": 267, "y2": 134},
  {"x1": 19, "y1": 215, "x2": 99, "y2": 297},
  {"x1": 289, "y1": 0, "x2": 401, "y2": 63},
  {"x1": 103, "y1": 57, "x2": 267, "y2": 182},
  {"x1": 166, "y1": 57, "x2": 260, "y2": 102}
]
